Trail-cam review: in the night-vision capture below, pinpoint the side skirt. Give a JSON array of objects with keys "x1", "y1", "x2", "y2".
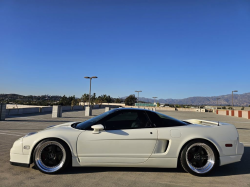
[{"x1": 73, "y1": 157, "x2": 178, "y2": 168}]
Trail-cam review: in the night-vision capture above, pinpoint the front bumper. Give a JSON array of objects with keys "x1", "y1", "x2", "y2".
[
  {"x1": 10, "y1": 152, "x2": 30, "y2": 165},
  {"x1": 220, "y1": 142, "x2": 244, "y2": 166},
  {"x1": 10, "y1": 137, "x2": 30, "y2": 167},
  {"x1": 10, "y1": 161, "x2": 30, "y2": 168}
]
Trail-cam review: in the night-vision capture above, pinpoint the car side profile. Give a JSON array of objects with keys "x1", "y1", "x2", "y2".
[{"x1": 10, "y1": 108, "x2": 244, "y2": 176}]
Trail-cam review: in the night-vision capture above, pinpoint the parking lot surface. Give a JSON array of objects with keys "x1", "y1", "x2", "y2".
[{"x1": 0, "y1": 109, "x2": 250, "y2": 187}]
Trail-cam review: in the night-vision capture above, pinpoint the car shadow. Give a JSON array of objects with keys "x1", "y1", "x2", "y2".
[
  {"x1": 57, "y1": 166, "x2": 185, "y2": 175},
  {"x1": 55, "y1": 146, "x2": 250, "y2": 176},
  {"x1": 237, "y1": 128, "x2": 250, "y2": 130},
  {"x1": 209, "y1": 146, "x2": 250, "y2": 177}
]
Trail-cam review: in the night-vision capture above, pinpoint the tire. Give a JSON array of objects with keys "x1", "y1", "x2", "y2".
[
  {"x1": 180, "y1": 140, "x2": 218, "y2": 176},
  {"x1": 33, "y1": 139, "x2": 71, "y2": 174}
]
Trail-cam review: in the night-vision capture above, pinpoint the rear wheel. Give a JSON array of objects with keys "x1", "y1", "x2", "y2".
[
  {"x1": 33, "y1": 139, "x2": 70, "y2": 174},
  {"x1": 180, "y1": 140, "x2": 218, "y2": 176}
]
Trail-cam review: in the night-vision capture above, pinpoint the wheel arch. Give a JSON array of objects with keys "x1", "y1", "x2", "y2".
[
  {"x1": 29, "y1": 137, "x2": 73, "y2": 165},
  {"x1": 177, "y1": 138, "x2": 220, "y2": 167}
]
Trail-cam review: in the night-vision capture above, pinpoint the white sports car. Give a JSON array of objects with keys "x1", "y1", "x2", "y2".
[{"x1": 10, "y1": 108, "x2": 244, "y2": 176}]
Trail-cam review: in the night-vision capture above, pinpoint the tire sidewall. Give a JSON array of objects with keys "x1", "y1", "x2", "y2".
[
  {"x1": 33, "y1": 138, "x2": 70, "y2": 174},
  {"x1": 180, "y1": 140, "x2": 218, "y2": 176}
]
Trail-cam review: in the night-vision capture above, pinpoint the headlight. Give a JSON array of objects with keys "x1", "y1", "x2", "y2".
[{"x1": 24, "y1": 132, "x2": 37, "y2": 137}]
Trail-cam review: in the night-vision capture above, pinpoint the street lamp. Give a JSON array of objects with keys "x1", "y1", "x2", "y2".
[
  {"x1": 152, "y1": 97, "x2": 157, "y2": 107},
  {"x1": 232, "y1": 90, "x2": 238, "y2": 109},
  {"x1": 84, "y1": 76, "x2": 98, "y2": 107},
  {"x1": 135, "y1": 91, "x2": 142, "y2": 107},
  {"x1": 216, "y1": 98, "x2": 220, "y2": 109}
]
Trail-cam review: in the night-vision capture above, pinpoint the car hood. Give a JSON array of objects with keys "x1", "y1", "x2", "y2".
[{"x1": 45, "y1": 122, "x2": 80, "y2": 130}]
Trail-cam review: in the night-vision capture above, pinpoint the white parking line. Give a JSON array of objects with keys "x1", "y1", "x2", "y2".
[
  {"x1": 0, "y1": 132, "x2": 22, "y2": 136},
  {"x1": 223, "y1": 122, "x2": 250, "y2": 124},
  {"x1": 6, "y1": 116, "x2": 34, "y2": 119},
  {"x1": 0, "y1": 130, "x2": 26, "y2": 135}
]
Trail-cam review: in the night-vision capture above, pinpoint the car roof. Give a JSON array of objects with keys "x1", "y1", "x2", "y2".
[{"x1": 115, "y1": 108, "x2": 154, "y2": 112}]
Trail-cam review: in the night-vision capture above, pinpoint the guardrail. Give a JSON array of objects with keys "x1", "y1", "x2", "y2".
[
  {"x1": 5, "y1": 104, "x2": 121, "y2": 117},
  {"x1": 216, "y1": 110, "x2": 250, "y2": 120},
  {"x1": 122, "y1": 106, "x2": 206, "y2": 112}
]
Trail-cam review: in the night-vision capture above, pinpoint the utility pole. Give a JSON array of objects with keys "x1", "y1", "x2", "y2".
[
  {"x1": 232, "y1": 90, "x2": 238, "y2": 109},
  {"x1": 152, "y1": 97, "x2": 157, "y2": 107},
  {"x1": 84, "y1": 76, "x2": 98, "y2": 116},
  {"x1": 135, "y1": 91, "x2": 142, "y2": 108}
]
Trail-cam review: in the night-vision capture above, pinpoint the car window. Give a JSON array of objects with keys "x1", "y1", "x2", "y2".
[
  {"x1": 75, "y1": 109, "x2": 117, "y2": 130},
  {"x1": 103, "y1": 110, "x2": 151, "y2": 130},
  {"x1": 146, "y1": 111, "x2": 187, "y2": 127},
  {"x1": 107, "y1": 111, "x2": 137, "y2": 121}
]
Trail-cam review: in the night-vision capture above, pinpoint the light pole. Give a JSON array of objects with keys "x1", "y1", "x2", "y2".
[
  {"x1": 232, "y1": 90, "x2": 238, "y2": 109},
  {"x1": 216, "y1": 98, "x2": 220, "y2": 109},
  {"x1": 84, "y1": 76, "x2": 98, "y2": 106},
  {"x1": 152, "y1": 97, "x2": 157, "y2": 107},
  {"x1": 135, "y1": 91, "x2": 142, "y2": 107}
]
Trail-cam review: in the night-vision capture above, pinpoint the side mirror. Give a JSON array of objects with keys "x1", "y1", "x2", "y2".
[{"x1": 91, "y1": 124, "x2": 104, "y2": 134}]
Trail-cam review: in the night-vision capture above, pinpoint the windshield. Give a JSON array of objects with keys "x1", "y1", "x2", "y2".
[{"x1": 75, "y1": 109, "x2": 117, "y2": 130}]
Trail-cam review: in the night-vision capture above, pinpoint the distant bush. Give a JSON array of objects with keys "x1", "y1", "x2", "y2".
[
  {"x1": 222, "y1": 106, "x2": 226, "y2": 109},
  {"x1": 125, "y1": 95, "x2": 137, "y2": 106},
  {"x1": 241, "y1": 107, "x2": 244, "y2": 110}
]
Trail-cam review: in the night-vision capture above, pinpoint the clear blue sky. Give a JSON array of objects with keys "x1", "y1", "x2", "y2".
[{"x1": 1, "y1": 0, "x2": 249, "y2": 99}]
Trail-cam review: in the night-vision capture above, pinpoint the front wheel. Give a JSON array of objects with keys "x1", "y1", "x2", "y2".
[
  {"x1": 33, "y1": 139, "x2": 70, "y2": 174},
  {"x1": 180, "y1": 140, "x2": 218, "y2": 176}
]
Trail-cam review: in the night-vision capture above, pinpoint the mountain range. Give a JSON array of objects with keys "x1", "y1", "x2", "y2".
[{"x1": 129, "y1": 92, "x2": 250, "y2": 106}]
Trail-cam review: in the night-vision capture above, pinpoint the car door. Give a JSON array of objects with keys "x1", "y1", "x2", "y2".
[
  {"x1": 77, "y1": 110, "x2": 157, "y2": 164},
  {"x1": 146, "y1": 111, "x2": 187, "y2": 158}
]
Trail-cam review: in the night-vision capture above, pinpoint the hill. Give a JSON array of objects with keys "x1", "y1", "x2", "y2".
[{"x1": 133, "y1": 92, "x2": 250, "y2": 106}]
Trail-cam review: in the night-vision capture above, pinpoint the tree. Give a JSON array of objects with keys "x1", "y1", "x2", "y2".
[
  {"x1": 91, "y1": 93, "x2": 96, "y2": 106},
  {"x1": 157, "y1": 102, "x2": 160, "y2": 107},
  {"x1": 125, "y1": 95, "x2": 137, "y2": 106},
  {"x1": 114, "y1": 98, "x2": 121, "y2": 103},
  {"x1": 95, "y1": 97, "x2": 103, "y2": 107},
  {"x1": 59, "y1": 95, "x2": 77, "y2": 106},
  {"x1": 71, "y1": 96, "x2": 77, "y2": 109},
  {"x1": 81, "y1": 94, "x2": 89, "y2": 106},
  {"x1": 106, "y1": 95, "x2": 112, "y2": 103},
  {"x1": 59, "y1": 95, "x2": 68, "y2": 106}
]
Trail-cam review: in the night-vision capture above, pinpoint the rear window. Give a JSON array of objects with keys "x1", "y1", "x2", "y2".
[{"x1": 147, "y1": 111, "x2": 187, "y2": 127}]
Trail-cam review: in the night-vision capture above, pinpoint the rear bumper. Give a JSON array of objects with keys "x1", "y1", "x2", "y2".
[
  {"x1": 220, "y1": 142, "x2": 244, "y2": 166},
  {"x1": 220, "y1": 155, "x2": 242, "y2": 166}
]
